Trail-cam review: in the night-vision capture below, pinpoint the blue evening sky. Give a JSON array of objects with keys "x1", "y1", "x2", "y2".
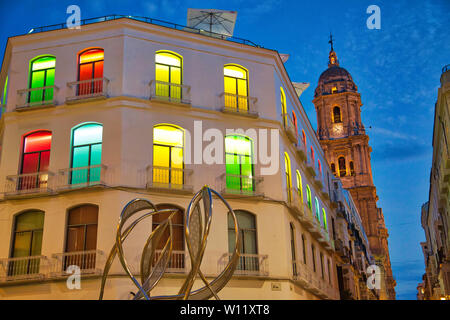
[{"x1": 0, "y1": 0, "x2": 449, "y2": 300}]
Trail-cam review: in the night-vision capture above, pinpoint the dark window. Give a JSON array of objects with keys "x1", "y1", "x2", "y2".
[
  {"x1": 350, "y1": 161, "x2": 355, "y2": 176},
  {"x1": 228, "y1": 210, "x2": 258, "y2": 272},
  {"x1": 338, "y1": 156, "x2": 346, "y2": 177},
  {"x1": 333, "y1": 106, "x2": 342, "y2": 123}
]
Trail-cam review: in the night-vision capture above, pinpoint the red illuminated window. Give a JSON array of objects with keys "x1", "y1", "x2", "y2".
[
  {"x1": 20, "y1": 131, "x2": 52, "y2": 190},
  {"x1": 78, "y1": 48, "x2": 104, "y2": 96}
]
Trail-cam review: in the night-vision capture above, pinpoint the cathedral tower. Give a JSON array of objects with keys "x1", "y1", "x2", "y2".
[{"x1": 313, "y1": 38, "x2": 396, "y2": 299}]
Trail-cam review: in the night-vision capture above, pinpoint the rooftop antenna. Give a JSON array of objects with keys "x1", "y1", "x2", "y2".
[{"x1": 187, "y1": 9, "x2": 237, "y2": 37}]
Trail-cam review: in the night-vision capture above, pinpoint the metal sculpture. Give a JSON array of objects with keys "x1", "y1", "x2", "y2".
[{"x1": 99, "y1": 186, "x2": 241, "y2": 300}]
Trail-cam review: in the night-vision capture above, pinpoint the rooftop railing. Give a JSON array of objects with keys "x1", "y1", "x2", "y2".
[{"x1": 26, "y1": 15, "x2": 262, "y2": 48}]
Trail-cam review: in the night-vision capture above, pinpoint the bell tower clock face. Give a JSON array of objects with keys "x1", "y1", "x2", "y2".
[{"x1": 331, "y1": 123, "x2": 344, "y2": 138}]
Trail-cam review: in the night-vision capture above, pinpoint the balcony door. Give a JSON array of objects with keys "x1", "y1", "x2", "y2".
[
  {"x1": 153, "y1": 125, "x2": 184, "y2": 187},
  {"x1": 225, "y1": 135, "x2": 254, "y2": 192},
  {"x1": 70, "y1": 123, "x2": 103, "y2": 185},
  {"x1": 20, "y1": 131, "x2": 52, "y2": 190},
  {"x1": 228, "y1": 210, "x2": 258, "y2": 272},
  {"x1": 224, "y1": 65, "x2": 248, "y2": 111},
  {"x1": 65, "y1": 205, "x2": 98, "y2": 271},
  {"x1": 155, "y1": 51, "x2": 182, "y2": 99},
  {"x1": 78, "y1": 48, "x2": 104, "y2": 96},
  {"x1": 9, "y1": 211, "x2": 44, "y2": 276},
  {"x1": 29, "y1": 56, "x2": 55, "y2": 105}
]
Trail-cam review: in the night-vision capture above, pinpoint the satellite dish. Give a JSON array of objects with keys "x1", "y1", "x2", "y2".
[
  {"x1": 187, "y1": 9, "x2": 237, "y2": 37},
  {"x1": 292, "y1": 82, "x2": 310, "y2": 97}
]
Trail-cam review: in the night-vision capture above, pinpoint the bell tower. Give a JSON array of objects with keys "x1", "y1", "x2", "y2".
[{"x1": 313, "y1": 37, "x2": 396, "y2": 299}]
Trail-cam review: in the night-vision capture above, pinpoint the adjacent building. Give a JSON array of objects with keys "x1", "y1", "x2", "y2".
[
  {"x1": 0, "y1": 15, "x2": 377, "y2": 300},
  {"x1": 418, "y1": 64, "x2": 450, "y2": 300}
]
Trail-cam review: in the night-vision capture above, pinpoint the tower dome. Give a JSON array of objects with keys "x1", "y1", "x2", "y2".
[{"x1": 314, "y1": 48, "x2": 358, "y2": 97}]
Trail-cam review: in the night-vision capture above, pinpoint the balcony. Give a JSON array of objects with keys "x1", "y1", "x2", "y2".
[
  {"x1": 16, "y1": 86, "x2": 58, "y2": 110},
  {"x1": 4, "y1": 172, "x2": 54, "y2": 198},
  {"x1": 219, "y1": 173, "x2": 263, "y2": 198},
  {"x1": 287, "y1": 188, "x2": 305, "y2": 218},
  {"x1": 152, "y1": 250, "x2": 187, "y2": 274},
  {"x1": 56, "y1": 164, "x2": 107, "y2": 190},
  {"x1": 220, "y1": 253, "x2": 269, "y2": 277},
  {"x1": 282, "y1": 113, "x2": 298, "y2": 144},
  {"x1": 292, "y1": 260, "x2": 313, "y2": 288},
  {"x1": 0, "y1": 256, "x2": 51, "y2": 283},
  {"x1": 296, "y1": 142, "x2": 307, "y2": 163},
  {"x1": 219, "y1": 92, "x2": 258, "y2": 117},
  {"x1": 146, "y1": 166, "x2": 193, "y2": 193},
  {"x1": 149, "y1": 80, "x2": 191, "y2": 105},
  {"x1": 51, "y1": 250, "x2": 104, "y2": 276},
  {"x1": 66, "y1": 77, "x2": 109, "y2": 103}
]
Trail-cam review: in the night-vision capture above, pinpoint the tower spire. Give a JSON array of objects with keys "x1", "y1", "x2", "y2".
[{"x1": 328, "y1": 33, "x2": 339, "y2": 67}]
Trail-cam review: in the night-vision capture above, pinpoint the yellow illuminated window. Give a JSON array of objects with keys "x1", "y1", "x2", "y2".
[
  {"x1": 155, "y1": 51, "x2": 182, "y2": 100},
  {"x1": 280, "y1": 87, "x2": 287, "y2": 128},
  {"x1": 224, "y1": 65, "x2": 248, "y2": 111},
  {"x1": 153, "y1": 124, "x2": 184, "y2": 186},
  {"x1": 285, "y1": 152, "x2": 292, "y2": 202}
]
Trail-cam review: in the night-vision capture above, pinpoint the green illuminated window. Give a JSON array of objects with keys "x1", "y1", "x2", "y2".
[
  {"x1": 322, "y1": 208, "x2": 328, "y2": 231},
  {"x1": 1, "y1": 75, "x2": 8, "y2": 116},
  {"x1": 306, "y1": 185, "x2": 312, "y2": 210},
  {"x1": 70, "y1": 123, "x2": 103, "y2": 185},
  {"x1": 225, "y1": 135, "x2": 254, "y2": 192},
  {"x1": 285, "y1": 152, "x2": 292, "y2": 202},
  {"x1": 153, "y1": 124, "x2": 184, "y2": 187},
  {"x1": 224, "y1": 65, "x2": 248, "y2": 111},
  {"x1": 315, "y1": 197, "x2": 320, "y2": 221},
  {"x1": 155, "y1": 51, "x2": 182, "y2": 99},
  {"x1": 29, "y1": 56, "x2": 55, "y2": 104}
]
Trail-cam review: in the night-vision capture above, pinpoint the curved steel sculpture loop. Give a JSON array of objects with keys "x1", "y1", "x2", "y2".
[{"x1": 99, "y1": 185, "x2": 241, "y2": 300}]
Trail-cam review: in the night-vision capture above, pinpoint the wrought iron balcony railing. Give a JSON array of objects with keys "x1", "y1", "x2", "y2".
[
  {"x1": 149, "y1": 80, "x2": 191, "y2": 104},
  {"x1": 16, "y1": 86, "x2": 58, "y2": 110},
  {"x1": 5, "y1": 171, "x2": 54, "y2": 197},
  {"x1": 0, "y1": 256, "x2": 51, "y2": 282},
  {"x1": 146, "y1": 166, "x2": 193, "y2": 192},
  {"x1": 219, "y1": 173, "x2": 263, "y2": 197},
  {"x1": 57, "y1": 164, "x2": 107, "y2": 190},
  {"x1": 152, "y1": 250, "x2": 187, "y2": 273},
  {"x1": 220, "y1": 253, "x2": 269, "y2": 277},
  {"x1": 51, "y1": 250, "x2": 104, "y2": 276},
  {"x1": 66, "y1": 77, "x2": 109, "y2": 102},
  {"x1": 219, "y1": 92, "x2": 258, "y2": 117}
]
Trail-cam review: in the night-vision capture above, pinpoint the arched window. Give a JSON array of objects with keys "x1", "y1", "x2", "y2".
[
  {"x1": 153, "y1": 204, "x2": 185, "y2": 269},
  {"x1": 224, "y1": 65, "x2": 248, "y2": 111},
  {"x1": 78, "y1": 48, "x2": 104, "y2": 96},
  {"x1": 280, "y1": 87, "x2": 287, "y2": 128},
  {"x1": 318, "y1": 159, "x2": 322, "y2": 179},
  {"x1": 29, "y1": 56, "x2": 55, "y2": 104},
  {"x1": 320, "y1": 252, "x2": 325, "y2": 279},
  {"x1": 338, "y1": 156, "x2": 346, "y2": 177},
  {"x1": 350, "y1": 161, "x2": 355, "y2": 176},
  {"x1": 284, "y1": 153, "x2": 292, "y2": 202},
  {"x1": 311, "y1": 244, "x2": 316, "y2": 272},
  {"x1": 331, "y1": 163, "x2": 336, "y2": 176},
  {"x1": 153, "y1": 124, "x2": 184, "y2": 187},
  {"x1": 301, "y1": 234, "x2": 307, "y2": 264},
  {"x1": 10, "y1": 210, "x2": 44, "y2": 276},
  {"x1": 296, "y1": 170, "x2": 303, "y2": 203},
  {"x1": 302, "y1": 130, "x2": 306, "y2": 148},
  {"x1": 315, "y1": 197, "x2": 320, "y2": 221},
  {"x1": 290, "y1": 223, "x2": 297, "y2": 276},
  {"x1": 225, "y1": 135, "x2": 254, "y2": 192},
  {"x1": 306, "y1": 184, "x2": 312, "y2": 210},
  {"x1": 65, "y1": 205, "x2": 98, "y2": 270},
  {"x1": 228, "y1": 210, "x2": 258, "y2": 272},
  {"x1": 20, "y1": 131, "x2": 52, "y2": 190},
  {"x1": 322, "y1": 208, "x2": 328, "y2": 231},
  {"x1": 333, "y1": 106, "x2": 341, "y2": 123},
  {"x1": 155, "y1": 51, "x2": 182, "y2": 99},
  {"x1": 310, "y1": 147, "x2": 315, "y2": 164},
  {"x1": 71, "y1": 123, "x2": 103, "y2": 185},
  {"x1": 292, "y1": 111, "x2": 298, "y2": 132}
]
